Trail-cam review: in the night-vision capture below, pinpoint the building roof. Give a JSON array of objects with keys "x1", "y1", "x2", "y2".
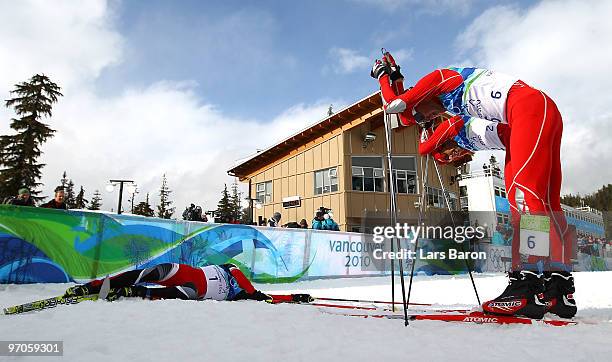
[{"x1": 227, "y1": 91, "x2": 383, "y2": 179}]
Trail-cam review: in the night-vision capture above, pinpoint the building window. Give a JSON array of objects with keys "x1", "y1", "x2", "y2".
[
  {"x1": 389, "y1": 156, "x2": 417, "y2": 194},
  {"x1": 447, "y1": 192, "x2": 459, "y2": 211},
  {"x1": 256, "y1": 181, "x2": 272, "y2": 203},
  {"x1": 426, "y1": 186, "x2": 445, "y2": 208},
  {"x1": 349, "y1": 225, "x2": 374, "y2": 234},
  {"x1": 351, "y1": 157, "x2": 384, "y2": 192},
  {"x1": 425, "y1": 188, "x2": 458, "y2": 210},
  {"x1": 496, "y1": 212, "x2": 510, "y2": 225},
  {"x1": 494, "y1": 186, "x2": 507, "y2": 198},
  {"x1": 314, "y1": 167, "x2": 338, "y2": 195}
]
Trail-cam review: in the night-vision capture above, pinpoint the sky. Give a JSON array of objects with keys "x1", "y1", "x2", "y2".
[{"x1": 0, "y1": 0, "x2": 611, "y2": 214}]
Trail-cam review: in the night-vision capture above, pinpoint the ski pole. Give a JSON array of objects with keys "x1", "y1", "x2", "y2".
[
  {"x1": 432, "y1": 159, "x2": 481, "y2": 305},
  {"x1": 313, "y1": 297, "x2": 431, "y2": 306},
  {"x1": 406, "y1": 136, "x2": 431, "y2": 313}
]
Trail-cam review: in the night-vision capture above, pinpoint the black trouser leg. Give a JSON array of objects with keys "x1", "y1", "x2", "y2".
[
  {"x1": 140, "y1": 283, "x2": 198, "y2": 300},
  {"x1": 86, "y1": 263, "x2": 174, "y2": 293}
]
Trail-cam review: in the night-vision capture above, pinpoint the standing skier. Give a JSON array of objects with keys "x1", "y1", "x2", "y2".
[
  {"x1": 371, "y1": 58, "x2": 576, "y2": 319},
  {"x1": 65, "y1": 263, "x2": 312, "y2": 304}
]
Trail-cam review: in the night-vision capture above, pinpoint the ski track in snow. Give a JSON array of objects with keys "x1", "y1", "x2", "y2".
[{"x1": 1, "y1": 272, "x2": 611, "y2": 362}]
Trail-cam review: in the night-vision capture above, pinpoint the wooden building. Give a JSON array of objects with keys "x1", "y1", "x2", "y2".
[{"x1": 227, "y1": 91, "x2": 460, "y2": 232}]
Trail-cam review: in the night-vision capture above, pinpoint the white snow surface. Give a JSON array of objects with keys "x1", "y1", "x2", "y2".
[{"x1": 1, "y1": 272, "x2": 611, "y2": 362}]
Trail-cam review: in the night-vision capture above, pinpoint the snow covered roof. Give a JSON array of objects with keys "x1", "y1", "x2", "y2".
[{"x1": 227, "y1": 91, "x2": 383, "y2": 179}]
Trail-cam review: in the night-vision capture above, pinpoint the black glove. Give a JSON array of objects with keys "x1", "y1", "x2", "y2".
[
  {"x1": 389, "y1": 65, "x2": 404, "y2": 82},
  {"x1": 291, "y1": 293, "x2": 314, "y2": 303}
]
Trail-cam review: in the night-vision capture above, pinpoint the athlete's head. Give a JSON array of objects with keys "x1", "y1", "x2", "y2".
[{"x1": 415, "y1": 97, "x2": 446, "y2": 120}]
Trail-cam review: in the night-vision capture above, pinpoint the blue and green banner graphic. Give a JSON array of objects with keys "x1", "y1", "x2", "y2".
[{"x1": 1, "y1": 206, "x2": 607, "y2": 284}]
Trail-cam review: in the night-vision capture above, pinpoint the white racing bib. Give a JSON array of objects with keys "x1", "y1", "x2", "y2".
[
  {"x1": 201, "y1": 265, "x2": 230, "y2": 301},
  {"x1": 519, "y1": 214, "x2": 551, "y2": 257},
  {"x1": 463, "y1": 69, "x2": 517, "y2": 124},
  {"x1": 464, "y1": 118, "x2": 506, "y2": 151}
]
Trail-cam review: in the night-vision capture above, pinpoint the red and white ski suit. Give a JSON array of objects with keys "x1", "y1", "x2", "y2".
[{"x1": 379, "y1": 68, "x2": 569, "y2": 268}]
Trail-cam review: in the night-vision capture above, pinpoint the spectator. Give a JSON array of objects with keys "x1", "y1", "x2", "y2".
[
  {"x1": 196, "y1": 207, "x2": 208, "y2": 222},
  {"x1": 311, "y1": 207, "x2": 340, "y2": 231},
  {"x1": 282, "y1": 221, "x2": 300, "y2": 228},
  {"x1": 299, "y1": 219, "x2": 308, "y2": 229},
  {"x1": 40, "y1": 186, "x2": 68, "y2": 210},
  {"x1": 6, "y1": 187, "x2": 35, "y2": 207},
  {"x1": 182, "y1": 203, "x2": 196, "y2": 220},
  {"x1": 182, "y1": 204, "x2": 208, "y2": 222},
  {"x1": 268, "y1": 212, "x2": 281, "y2": 227}
]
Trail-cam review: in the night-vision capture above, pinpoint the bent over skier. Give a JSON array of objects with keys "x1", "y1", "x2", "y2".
[
  {"x1": 65, "y1": 263, "x2": 312, "y2": 304},
  {"x1": 371, "y1": 55, "x2": 576, "y2": 319}
]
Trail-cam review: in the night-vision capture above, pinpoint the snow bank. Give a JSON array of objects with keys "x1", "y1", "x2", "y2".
[{"x1": 1, "y1": 272, "x2": 611, "y2": 362}]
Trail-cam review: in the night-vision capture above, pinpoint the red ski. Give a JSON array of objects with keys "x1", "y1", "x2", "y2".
[
  {"x1": 269, "y1": 296, "x2": 577, "y2": 326},
  {"x1": 325, "y1": 309, "x2": 576, "y2": 326},
  {"x1": 410, "y1": 311, "x2": 576, "y2": 326}
]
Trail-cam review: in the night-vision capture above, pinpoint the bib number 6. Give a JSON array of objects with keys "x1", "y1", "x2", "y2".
[
  {"x1": 490, "y1": 91, "x2": 502, "y2": 99},
  {"x1": 519, "y1": 215, "x2": 550, "y2": 257},
  {"x1": 527, "y1": 236, "x2": 536, "y2": 249}
]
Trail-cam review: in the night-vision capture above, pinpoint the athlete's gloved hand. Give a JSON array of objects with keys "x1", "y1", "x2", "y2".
[
  {"x1": 389, "y1": 65, "x2": 404, "y2": 82},
  {"x1": 371, "y1": 59, "x2": 388, "y2": 79},
  {"x1": 291, "y1": 294, "x2": 314, "y2": 303},
  {"x1": 381, "y1": 51, "x2": 404, "y2": 82}
]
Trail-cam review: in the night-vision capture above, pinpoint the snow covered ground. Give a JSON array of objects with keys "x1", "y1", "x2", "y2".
[{"x1": 1, "y1": 272, "x2": 611, "y2": 362}]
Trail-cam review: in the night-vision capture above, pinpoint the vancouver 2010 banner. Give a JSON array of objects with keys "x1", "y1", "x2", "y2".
[{"x1": 0, "y1": 205, "x2": 609, "y2": 284}]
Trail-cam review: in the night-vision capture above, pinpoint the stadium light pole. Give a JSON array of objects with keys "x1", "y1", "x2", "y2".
[{"x1": 106, "y1": 179, "x2": 135, "y2": 215}]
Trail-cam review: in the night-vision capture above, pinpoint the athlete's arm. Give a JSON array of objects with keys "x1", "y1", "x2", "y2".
[
  {"x1": 418, "y1": 115, "x2": 465, "y2": 155},
  {"x1": 379, "y1": 68, "x2": 463, "y2": 123}
]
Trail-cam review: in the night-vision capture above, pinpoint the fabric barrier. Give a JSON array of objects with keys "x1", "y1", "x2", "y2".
[{"x1": 1, "y1": 205, "x2": 608, "y2": 284}]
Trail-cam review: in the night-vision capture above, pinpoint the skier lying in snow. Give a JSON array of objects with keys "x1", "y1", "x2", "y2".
[
  {"x1": 64, "y1": 263, "x2": 312, "y2": 304},
  {"x1": 371, "y1": 53, "x2": 576, "y2": 320}
]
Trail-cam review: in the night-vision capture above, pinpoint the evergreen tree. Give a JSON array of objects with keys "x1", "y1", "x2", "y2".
[
  {"x1": 230, "y1": 180, "x2": 243, "y2": 221},
  {"x1": 60, "y1": 171, "x2": 69, "y2": 188},
  {"x1": 133, "y1": 192, "x2": 155, "y2": 217},
  {"x1": 74, "y1": 186, "x2": 88, "y2": 209},
  {"x1": 127, "y1": 186, "x2": 139, "y2": 214},
  {"x1": 156, "y1": 174, "x2": 175, "y2": 219},
  {"x1": 56, "y1": 171, "x2": 75, "y2": 207},
  {"x1": 239, "y1": 207, "x2": 252, "y2": 224},
  {"x1": 0, "y1": 74, "x2": 62, "y2": 200},
  {"x1": 64, "y1": 179, "x2": 76, "y2": 208},
  {"x1": 88, "y1": 190, "x2": 103, "y2": 210},
  {"x1": 216, "y1": 184, "x2": 234, "y2": 223}
]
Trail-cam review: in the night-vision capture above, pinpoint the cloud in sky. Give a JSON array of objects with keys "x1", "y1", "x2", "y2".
[
  {"x1": 0, "y1": 0, "x2": 123, "y2": 93},
  {"x1": 328, "y1": 48, "x2": 371, "y2": 74},
  {"x1": 349, "y1": 0, "x2": 473, "y2": 15},
  {"x1": 457, "y1": 0, "x2": 612, "y2": 195},
  {"x1": 0, "y1": 0, "x2": 341, "y2": 212}
]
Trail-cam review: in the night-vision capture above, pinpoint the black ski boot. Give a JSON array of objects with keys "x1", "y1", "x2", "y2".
[
  {"x1": 482, "y1": 270, "x2": 546, "y2": 319},
  {"x1": 105, "y1": 286, "x2": 144, "y2": 302},
  {"x1": 64, "y1": 278, "x2": 108, "y2": 297},
  {"x1": 63, "y1": 284, "x2": 91, "y2": 297},
  {"x1": 543, "y1": 271, "x2": 577, "y2": 318}
]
